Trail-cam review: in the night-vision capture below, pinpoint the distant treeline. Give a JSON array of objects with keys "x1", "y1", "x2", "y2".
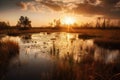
[
  {"x1": 0, "y1": 16, "x2": 120, "y2": 30},
  {"x1": 0, "y1": 16, "x2": 31, "y2": 30},
  {"x1": 0, "y1": 21, "x2": 10, "y2": 29}
]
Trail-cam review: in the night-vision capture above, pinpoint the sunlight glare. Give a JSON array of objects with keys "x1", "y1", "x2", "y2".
[{"x1": 63, "y1": 16, "x2": 76, "y2": 25}]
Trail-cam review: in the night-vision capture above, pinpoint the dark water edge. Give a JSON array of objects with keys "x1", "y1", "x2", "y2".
[{"x1": 94, "y1": 39, "x2": 120, "y2": 50}]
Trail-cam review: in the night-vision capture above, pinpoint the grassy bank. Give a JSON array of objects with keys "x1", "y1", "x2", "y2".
[{"x1": 0, "y1": 39, "x2": 19, "y2": 79}]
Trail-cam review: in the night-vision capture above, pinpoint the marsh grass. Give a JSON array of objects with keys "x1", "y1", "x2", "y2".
[
  {"x1": 0, "y1": 39, "x2": 19, "y2": 79},
  {"x1": 0, "y1": 39, "x2": 19, "y2": 58},
  {"x1": 39, "y1": 51, "x2": 120, "y2": 80}
]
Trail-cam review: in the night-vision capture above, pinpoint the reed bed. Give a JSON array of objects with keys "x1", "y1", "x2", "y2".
[
  {"x1": 0, "y1": 39, "x2": 19, "y2": 79},
  {"x1": 39, "y1": 52, "x2": 120, "y2": 80}
]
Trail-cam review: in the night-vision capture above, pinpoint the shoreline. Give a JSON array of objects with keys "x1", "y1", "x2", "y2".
[{"x1": 0, "y1": 28, "x2": 120, "y2": 42}]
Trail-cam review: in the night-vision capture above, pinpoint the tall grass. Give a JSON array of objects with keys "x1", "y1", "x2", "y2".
[
  {"x1": 0, "y1": 39, "x2": 19, "y2": 79},
  {"x1": 0, "y1": 39, "x2": 19, "y2": 59},
  {"x1": 39, "y1": 52, "x2": 120, "y2": 80}
]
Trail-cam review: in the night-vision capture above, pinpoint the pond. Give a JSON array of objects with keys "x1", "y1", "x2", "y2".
[{"x1": 0, "y1": 32, "x2": 120, "y2": 80}]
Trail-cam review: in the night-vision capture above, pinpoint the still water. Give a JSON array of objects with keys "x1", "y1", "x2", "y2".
[{"x1": 1, "y1": 32, "x2": 120, "y2": 80}]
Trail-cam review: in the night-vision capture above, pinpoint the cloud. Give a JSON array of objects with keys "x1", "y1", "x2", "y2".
[
  {"x1": 71, "y1": 0, "x2": 120, "y2": 18},
  {"x1": 17, "y1": 1, "x2": 42, "y2": 12},
  {"x1": 99, "y1": 0, "x2": 120, "y2": 6},
  {"x1": 115, "y1": 1, "x2": 120, "y2": 10},
  {"x1": 28, "y1": 3, "x2": 36, "y2": 12},
  {"x1": 17, "y1": 1, "x2": 28, "y2": 10},
  {"x1": 40, "y1": 0, "x2": 63, "y2": 11},
  {"x1": 17, "y1": 0, "x2": 65, "y2": 12},
  {"x1": 16, "y1": 0, "x2": 120, "y2": 18}
]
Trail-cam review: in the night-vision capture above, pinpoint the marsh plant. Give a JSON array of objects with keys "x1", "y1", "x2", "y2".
[
  {"x1": 39, "y1": 51, "x2": 120, "y2": 80},
  {"x1": 0, "y1": 39, "x2": 19, "y2": 58},
  {"x1": 0, "y1": 39, "x2": 19, "y2": 79}
]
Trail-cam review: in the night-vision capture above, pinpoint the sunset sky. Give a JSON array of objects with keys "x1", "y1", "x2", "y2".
[{"x1": 0, "y1": 0, "x2": 120, "y2": 27}]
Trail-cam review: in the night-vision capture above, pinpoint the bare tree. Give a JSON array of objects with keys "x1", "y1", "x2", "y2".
[
  {"x1": 102, "y1": 18, "x2": 106, "y2": 28},
  {"x1": 106, "y1": 18, "x2": 111, "y2": 27},
  {"x1": 96, "y1": 17, "x2": 101, "y2": 28}
]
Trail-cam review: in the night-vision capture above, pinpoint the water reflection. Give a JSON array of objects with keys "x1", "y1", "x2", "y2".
[
  {"x1": 1, "y1": 32, "x2": 120, "y2": 80},
  {"x1": 20, "y1": 34, "x2": 32, "y2": 43},
  {"x1": 94, "y1": 46, "x2": 120, "y2": 64}
]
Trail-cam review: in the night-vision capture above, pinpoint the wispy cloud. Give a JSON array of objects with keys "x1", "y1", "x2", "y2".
[
  {"x1": 40, "y1": 0, "x2": 63, "y2": 11},
  {"x1": 71, "y1": 0, "x2": 120, "y2": 18},
  {"x1": 17, "y1": 1, "x2": 28, "y2": 10},
  {"x1": 16, "y1": 0, "x2": 120, "y2": 18}
]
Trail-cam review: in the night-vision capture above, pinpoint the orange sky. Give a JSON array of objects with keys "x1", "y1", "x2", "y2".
[{"x1": 0, "y1": 0, "x2": 120, "y2": 27}]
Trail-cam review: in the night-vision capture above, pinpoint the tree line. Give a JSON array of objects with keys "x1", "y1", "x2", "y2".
[
  {"x1": 0, "y1": 16, "x2": 120, "y2": 30},
  {"x1": 0, "y1": 16, "x2": 31, "y2": 30},
  {"x1": 49, "y1": 17, "x2": 120, "y2": 29}
]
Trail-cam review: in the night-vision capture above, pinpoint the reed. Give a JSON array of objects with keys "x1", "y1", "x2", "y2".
[
  {"x1": 0, "y1": 39, "x2": 19, "y2": 79},
  {"x1": 39, "y1": 52, "x2": 120, "y2": 80},
  {"x1": 0, "y1": 39, "x2": 19, "y2": 64}
]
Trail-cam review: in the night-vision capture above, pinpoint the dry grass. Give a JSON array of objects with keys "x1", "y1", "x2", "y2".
[
  {"x1": 38, "y1": 53, "x2": 120, "y2": 80},
  {"x1": 0, "y1": 39, "x2": 19, "y2": 66},
  {"x1": 0, "y1": 39, "x2": 19, "y2": 79},
  {"x1": 0, "y1": 39, "x2": 19, "y2": 65}
]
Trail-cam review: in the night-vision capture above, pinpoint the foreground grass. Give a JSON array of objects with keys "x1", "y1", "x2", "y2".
[
  {"x1": 0, "y1": 39, "x2": 19, "y2": 79},
  {"x1": 0, "y1": 39, "x2": 19, "y2": 59},
  {"x1": 39, "y1": 53, "x2": 120, "y2": 80}
]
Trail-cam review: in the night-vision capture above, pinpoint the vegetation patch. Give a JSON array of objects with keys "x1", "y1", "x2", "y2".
[
  {"x1": 0, "y1": 39, "x2": 19, "y2": 79},
  {"x1": 78, "y1": 33, "x2": 99, "y2": 39},
  {"x1": 94, "y1": 39, "x2": 120, "y2": 49}
]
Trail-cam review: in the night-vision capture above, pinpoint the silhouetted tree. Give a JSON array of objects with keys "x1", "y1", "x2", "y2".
[
  {"x1": 96, "y1": 17, "x2": 110, "y2": 29},
  {"x1": 49, "y1": 22, "x2": 53, "y2": 27},
  {"x1": 17, "y1": 16, "x2": 31, "y2": 29},
  {"x1": 53, "y1": 19, "x2": 61, "y2": 28},
  {"x1": 106, "y1": 18, "x2": 110, "y2": 27},
  {"x1": 102, "y1": 18, "x2": 106, "y2": 28},
  {"x1": 0, "y1": 21, "x2": 9, "y2": 29},
  {"x1": 96, "y1": 17, "x2": 101, "y2": 28}
]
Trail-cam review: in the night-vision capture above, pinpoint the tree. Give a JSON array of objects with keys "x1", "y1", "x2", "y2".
[
  {"x1": 0, "y1": 21, "x2": 9, "y2": 29},
  {"x1": 17, "y1": 16, "x2": 32, "y2": 29},
  {"x1": 53, "y1": 19, "x2": 61, "y2": 27},
  {"x1": 102, "y1": 18, "x2": 106, "y2": 28},
  {"x1": 96, "y1": 17, "x2": 101, "y2": 28}
]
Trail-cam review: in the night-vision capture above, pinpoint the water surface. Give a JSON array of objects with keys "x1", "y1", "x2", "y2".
[{"x1": 1, "y1": 32, "x2": 120, "y2": 80}]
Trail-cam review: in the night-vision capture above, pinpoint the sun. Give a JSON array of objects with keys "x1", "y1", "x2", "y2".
[{"x1": 62, "y1": 16, "x2": 76, "y2": 25}]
